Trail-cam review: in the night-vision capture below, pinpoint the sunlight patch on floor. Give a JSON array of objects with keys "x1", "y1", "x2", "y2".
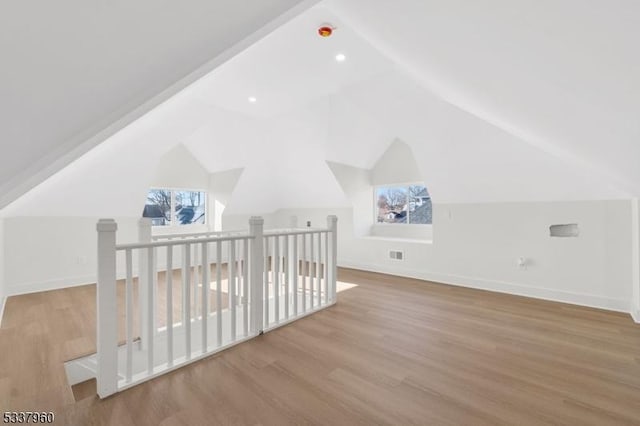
[{"x1": 337, "y1": 281, "x2": 358, "y2": 292}]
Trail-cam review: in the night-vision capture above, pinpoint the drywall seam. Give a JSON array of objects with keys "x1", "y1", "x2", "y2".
[{"x1": 339, "y1": 259, "x2": 630, "y2": 314}]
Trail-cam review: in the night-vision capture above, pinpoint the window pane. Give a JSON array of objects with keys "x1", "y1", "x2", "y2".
[
  {"x1": 376, "y1": 186, "x2": 409, "y2": 223},
  {"x1": 407, "y1": 185, "x2": 432, "y2": 224},
  {"x1": 143, "y1": 189, "x2": 172, "y2": 226},
  {"x1": 174, "y1": 191, "x2": 206, "y2": 225}
]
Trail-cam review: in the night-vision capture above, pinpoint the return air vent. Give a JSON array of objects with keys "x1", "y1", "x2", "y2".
[
  {"x1": 550, "y1": 223, "x2": 579, "y2": 238},
  {"x1": 389, "y1": 250, "x2": 404, "y2": 261}
]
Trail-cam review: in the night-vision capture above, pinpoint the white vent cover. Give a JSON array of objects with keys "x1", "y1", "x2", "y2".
[
  {"x1": 389, "y1": 250, "x2": 404, "y2": 260},
  {"x1": 550, "y1": 223, "x2": 579, "y2": 237}
]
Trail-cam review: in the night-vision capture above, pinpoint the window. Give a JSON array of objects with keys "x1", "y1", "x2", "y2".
[
  {"x1": 375, "y1": 184, "x2": 431, "y2": 224},
  {"x1": 143, "y1": 189, "x2": 206, "y2": 226}
]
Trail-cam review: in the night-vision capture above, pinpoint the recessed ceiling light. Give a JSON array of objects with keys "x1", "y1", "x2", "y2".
[
  {"x1": 248, "y1": 96, "x2": 257, "y2": 103},
  {"x1": 335, "y1": 53, "x2": 347, "y2": 62}
]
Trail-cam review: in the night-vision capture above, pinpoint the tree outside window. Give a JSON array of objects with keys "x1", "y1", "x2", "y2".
[
  {"x1": 375, "y1": 184, "x2": 431, "y2": 224},
  {"x1": 143, "y1": 189, "x2": 206, "y2": 226}
]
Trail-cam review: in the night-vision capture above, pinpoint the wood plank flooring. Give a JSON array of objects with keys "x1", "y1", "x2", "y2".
[{"x1": 1, "y1": 267, "x2": 640, "y2": 425}]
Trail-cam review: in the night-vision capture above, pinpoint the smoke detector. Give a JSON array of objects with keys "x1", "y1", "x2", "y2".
[{"x1": 318, "y1": 24, "x2": 335, "y2": 37}]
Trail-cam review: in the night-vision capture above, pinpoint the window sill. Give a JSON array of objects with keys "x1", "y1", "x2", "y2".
[{"x1": 359, "y1": 235, "x2": 433, "y2": 245}]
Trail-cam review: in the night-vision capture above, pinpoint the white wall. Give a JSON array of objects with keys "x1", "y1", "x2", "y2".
[
  {"x1": 2, "y1": 196, "x2": 634, "y2": 319},
  {"x1": 209, "y1": 168, "x2": 244, "y2": 231},
  {"x1": 274, "y1": 200, "x2": 633, "y2": 314},
  {"x1": 150, "y1": 144, "x2": 209, "y2": 190},
  {"x1": 3, "y1": 217, "x2": 139, "y2": 296},
  {"x1": 370, "y1": 139, "x2": 422, "y2": 186},
  {"x1": 1, "y1": 211, "x2": 273, "y2": 297},
  {"x1": 1, "y1": 142, "x2": 215, "y2": 296},
  {"x1": 221, "y1": 212, "x2": 277, "y2": 232}
]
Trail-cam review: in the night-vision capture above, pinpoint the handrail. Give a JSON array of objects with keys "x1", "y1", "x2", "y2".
[
  {"x1": 263, "y1": 228, "x2": 331, "y2": 237},
  {"x1": 152, "y1": 229, "x2": 245, "y2": 240},
  {"x1": 116, "y1": 234, "x2": 253, "y2": 251}
]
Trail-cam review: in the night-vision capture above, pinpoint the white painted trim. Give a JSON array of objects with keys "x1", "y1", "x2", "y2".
[
  {"x1": 0, "y1": 296, "x2": 6, "y2": 327},
  {"x1": 0, "y1": 0, "x2": 321, "y2": 210},
  {"x1": 6, "y1": 267, "x2": 144, "y2": 297},
  {"x1": 631, "y1": 310, "x2": 640, "y2": 324},
  {"x1": 6, "y1": 275, "x2": 98, "y2": 297},
  {"x1": 339, "y1": 259, "x2": 631, "y2": 314}
]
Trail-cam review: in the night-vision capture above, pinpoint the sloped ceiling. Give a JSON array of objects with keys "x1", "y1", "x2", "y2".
[
  {"x1": 0, "y1": 0, "x2": 318, "y2": 209},
  {"x1": 2, "y1": 1, "x2": 638, "y2": 217},
  {"x1": 326, "y1": 0, "x2": 640, "y2": 194}
]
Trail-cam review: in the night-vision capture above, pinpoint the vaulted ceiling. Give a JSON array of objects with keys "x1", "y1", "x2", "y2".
[{"x1": 2, "y1": 0, "x2": 638, "y2": 216}]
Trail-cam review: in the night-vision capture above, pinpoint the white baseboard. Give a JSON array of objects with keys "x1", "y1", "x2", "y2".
[
  {"x1": 4, "y1": 265, "x2": 169, "y2": 297},
  {"x1": 6, "y1": 267, "x2": 142, "y2": 297},
  {"x1": 631, "y1": 309, "x2": 640, "y2": 324},
  {"x1": 7, "y1": 275, "x2": 97, "y2": 297},
  {"x1": 0, "y1": 296, "x2": 6, "y2": 327},
  {"x1": 339, "y1": 259, "x2": 630, "y2": 314}
]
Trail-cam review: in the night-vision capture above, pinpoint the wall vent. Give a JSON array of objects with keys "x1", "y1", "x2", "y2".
[
  {"x1": 550, "y1": 223, "x2": 579, "y2": 238},
  {"x1": 389, "y1": 250, "x2": 404, "y2": 261}
]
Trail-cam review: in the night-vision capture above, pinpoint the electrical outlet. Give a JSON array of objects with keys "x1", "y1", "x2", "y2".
[{"x1": 517, "y1": 257, "x2": 527, "y2": 270}]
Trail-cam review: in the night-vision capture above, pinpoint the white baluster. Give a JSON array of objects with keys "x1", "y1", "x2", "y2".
[
  {"x1": 125, "y1": 249, "x2": 133, "y2": 383},
  {"x1": 309, "y1": 234, "x2": 316, "y2": 309},
  {"x1": 166, "y1": 246, "x2": 173, "y2": 367},
  {"x1": 316, "y1": 231, "x2": 321, "y2": 307},
  {"x1": 284, "y1": 235, "x2": 290, "y2": 319},
  {"x1": 216, "y1": 240, "x2": 222, "y2": 346},
  {"x1": 274, "y1": 235, "x2": 280, "y2": 324},
  {"x1": 201, "y1": 242, "x2": 209, "y2": 353},
  {"x1": 147, "y1": 247, "x2": 155, "y2": 375},
  {"x1": 183, "y1": 243, "x2": 191, "y2": 360},
  {"x1": 242, "y1": 238, "x2": 249, "y2": 336},
  {"x1": 229, "y1": 240, "x2": 236, "y2": 340},
  {"x1": 327, "y1": 216, "x2": 338, "y2": 302},
  {"x1": 323, "y1": 231, "x2": 329, "y2": 305},
  {"x1": 292, "y1": 234, "x2": 298, "y2": 316},
  {"x1": 301, "y1": 234, "x2": 307, "y2": 312},
  {"x1": 263, "y1": 236, "x2": 270, "y2": 326}
]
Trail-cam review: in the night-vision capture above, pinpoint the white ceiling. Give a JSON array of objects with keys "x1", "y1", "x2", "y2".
[
  {"x1": 0, "y1": 0, "x2": 316, "y2": 209},
  {"x1": 188, "y1": 6, "x2": 395, "y2": 118},
  {"x1": 3, "y1": 0, "x2": 639, "y2": 216},
  {"x1": 326, "y1": 0, "x2": 640, "y2": 193}
]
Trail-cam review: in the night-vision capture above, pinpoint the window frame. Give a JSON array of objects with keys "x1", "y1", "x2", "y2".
[
  {"x1": 144, "y1": 187, "x2": 207, "y2": 227},
  {"x1": 373, "y1": 182, "x2": 432, "y2": 226}
]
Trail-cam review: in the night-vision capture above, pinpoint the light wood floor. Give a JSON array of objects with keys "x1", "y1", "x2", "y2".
[{"x1": 2, "y1": 268, "x2": 640, "y2": 425}]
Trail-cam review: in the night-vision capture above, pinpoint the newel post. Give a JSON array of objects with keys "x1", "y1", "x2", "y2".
[
  {"x1": 138, "y1": 218, "x2": 153, "y2": 349},
  {"x1": 327, "y1": 215, "x2": 338, "y2": 302},
  {"x1": 249, "y1": 217, "x2": 264, "y2": 334},
  {"x1": 96, "y1": 219, "x2": 118, "y2": 398}
]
